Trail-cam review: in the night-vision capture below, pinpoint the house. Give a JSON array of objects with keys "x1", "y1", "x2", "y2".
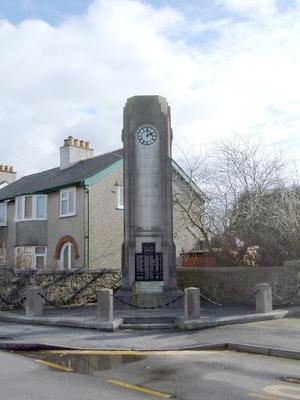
[{"x1": 0, "y1": 137, "x2": 202, "y2": 270}]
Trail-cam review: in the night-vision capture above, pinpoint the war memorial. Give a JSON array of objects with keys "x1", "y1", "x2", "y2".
[{"x1": 117, "y1": 95, "x2": 182, "y2": 308}]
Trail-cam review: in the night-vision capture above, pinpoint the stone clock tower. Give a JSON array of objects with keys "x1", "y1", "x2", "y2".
[{"x1": 119, "y1": 95, "x2": 179, "y2": 305}]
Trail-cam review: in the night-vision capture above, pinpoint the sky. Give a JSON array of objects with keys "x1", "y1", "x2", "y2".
[{"x1": 0, "y1": 0, "x2": 300, "y2": 176}]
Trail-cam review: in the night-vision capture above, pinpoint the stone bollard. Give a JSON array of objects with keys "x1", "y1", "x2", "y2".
[
  {"x1": 255, "y1": 283, "x2": 273, "y2": 313},
  {"x1": 184, "y1": 287, "x2": 200, "y2": 320},
  {"x1": 26, "y1": 286, "x2": 43, "y2": 317},
  {"x1": 97, "y1": 289, "x2": 113, "y2": 321}
]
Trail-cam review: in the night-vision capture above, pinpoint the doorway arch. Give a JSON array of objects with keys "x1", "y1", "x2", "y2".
[
  {"x1": 55, "y1": 235, "x2": 80, "y2": 270},
  {"x1": 60, "y1": 242, "x2": 74, "y2": 270}
]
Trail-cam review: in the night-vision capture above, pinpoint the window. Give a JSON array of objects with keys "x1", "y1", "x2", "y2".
[
  {"x1": 36, "y1": 195, "x2": 46, "y2": 218},
  {"x1": 15, "y1": 195, "x2": 47, "y2": 221},
  {"x1": 15, "y1": 246, "x2": 47, "y2": 269},
  {"x1": 16, "y1": 197, "x2": 22, "y2": 220},
  {"x1": 24, "y1": 196, "x2": 32, "y2": 219},
  {"x1": 15, "y1": 247, "x2": 33, "y2": 268},
  {"x1": 34, "y1": 246, "x2": 47, "y2": 269},
  {"x1": 0, "y1": 203, "x2": 7, "y2": 226},
  {"x1": 117, "y1": 186, "x2": 124, "y2": 209},
  {"x1": 60, "y1": 187, "x2": 76, "y2": 217}
]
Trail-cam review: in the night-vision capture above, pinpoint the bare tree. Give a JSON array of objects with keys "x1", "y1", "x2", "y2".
[{"x1": 174, "y1": 137, "x2": 299, "y2": 266}]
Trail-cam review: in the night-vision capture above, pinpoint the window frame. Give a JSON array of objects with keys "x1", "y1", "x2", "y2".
[
  {"x1": 33, "y1": 246, "x2": 47, "y2": 269},
  {"x1": 15, "y1": 246, "x2": 47, "y2": 269},
  {"x1": 60, "y1": 187, "x2": 76, "y2": 218},
  {"x1": 117, "y1": 185, "x2": 124, "y2": 210},
  {"x1": 0, "y1": 202, "x2": 7, "y2": 226},
  {"x1": 15, "y1": 195, "x2": 47, "y2": 221}
]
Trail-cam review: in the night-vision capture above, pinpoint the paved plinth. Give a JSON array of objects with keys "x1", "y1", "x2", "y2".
[
  {"x1": 26, "y1": 286, "x2": 43, "y2": 317},
  {"x1": 255, "y1": 283, "x2": 273, "y2": 313}
]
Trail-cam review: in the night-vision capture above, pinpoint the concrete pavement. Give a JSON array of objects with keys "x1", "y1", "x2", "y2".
[
  {"x1": 0, "y1": 314, "x2": 299, "y2": 359},
  {"x1": 0, "y1": 303, "x2": 299, "y2": 331}
]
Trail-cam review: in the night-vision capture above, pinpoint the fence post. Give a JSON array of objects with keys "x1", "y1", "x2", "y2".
[
  {"x1": 97, "y1": 289, "x2": 113, "y2": 321},
  {"x1": 184, "y1": 287, "x2": 200, "y2": 320},
  {"x1": 26, "y1": 286, "x2": 43, "y2": 317},
  {"x1": 255, "y1": 283, "x2": 273, "y2": 313}
]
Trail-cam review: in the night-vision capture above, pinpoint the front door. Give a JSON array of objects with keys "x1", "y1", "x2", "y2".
[{"x1": 60, "y1": 242, "x2": 75, "y2": 270}]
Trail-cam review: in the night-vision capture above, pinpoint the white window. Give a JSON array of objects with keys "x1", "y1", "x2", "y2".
[
  {"x1": 60, "y1": 187, "x2": 76, "y2": 217},
  {"x1": 15, "y1": 195, "x2": 47, "y2": 221},
  {"x1": 15, "y1": 246, "x2": 47, "y2": 269},
  {"x1": 117, "y1": 186, "x2": 124, "y2": 209},
  {"x1": 15, "y1": 246, "x2": 33, "y2": 268},
  {"x1": 36, "y1": 195, "x2": 46, "y2": 218},
  {"x1": 16, "y1": 197, "x2": 22, "y2": 220},
  {"x1": 34, "y1": 246, "x2": 47, "y2": 269},
  {"x1": 0, "y1": 203, "x2": 7, "y2": 225}
]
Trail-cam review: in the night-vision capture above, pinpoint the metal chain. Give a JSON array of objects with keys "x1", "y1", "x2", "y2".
[
  {"x1": 199, "y1": 293, "x2": 223, "y2": 307},
  {"x1": 0, "y1": 293, "x2": 26, "y2": 308},
  {"x1": 39, "y1": 273, "x2": 120, "y2": 308},
  {"x1": 113, "y1": 293, "x2": 184, "y2": 309}
]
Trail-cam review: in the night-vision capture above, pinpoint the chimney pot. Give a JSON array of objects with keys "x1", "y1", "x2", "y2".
[
  {"x1": 60, "y1": 137, "x2": 94, "y2": 169},
  {"x1": 0, "y1": 164, "x2": 16, "y2": 182}
]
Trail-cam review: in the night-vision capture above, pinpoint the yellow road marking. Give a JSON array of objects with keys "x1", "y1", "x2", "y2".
[
  {"x1": 108, "y1": 379, "x2": 172, "y2": 398},
  {"x1": 35, "y1": 359, "x2": 73, "y2": 372},
  {"x1": 36, "y1": 350, "x2": 219, "y2": 356}
]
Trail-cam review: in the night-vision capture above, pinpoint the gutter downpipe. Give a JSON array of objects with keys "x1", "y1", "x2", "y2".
[{"x1": 81, "y1": 182, "x2": 90, "y2": 269}]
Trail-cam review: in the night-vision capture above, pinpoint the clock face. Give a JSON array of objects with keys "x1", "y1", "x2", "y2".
[{"x1": 137, "y1": 126, "x2": 157, "y2": 145}]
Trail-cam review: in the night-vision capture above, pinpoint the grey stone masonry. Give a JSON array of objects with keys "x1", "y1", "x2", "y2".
[
  {"x1": 255, "y1": 283, "x2": 273, "y2": 313},
  {"x1": 25, "y1": 286, "x2": 43, "y2": 317},
  {"x1": 121, "y1": 96, "x2": 177, "y2": 292},
  {"x1": 184, "y1": 287, "x2": 200, "y2": 320},
  {"x1": 97, "y1": 289, "x2": 113, "y2": 321}
]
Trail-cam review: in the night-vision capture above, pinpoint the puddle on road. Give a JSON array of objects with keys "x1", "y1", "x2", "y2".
[
  {"x1": 16, "y1": 349, "x2": 221, "y2": 376},
  {"x1": 20, "y1": 351, "x2": 146, "y2": 375}
]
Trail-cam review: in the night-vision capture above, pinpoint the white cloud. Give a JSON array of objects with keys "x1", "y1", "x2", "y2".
[{"x1": 0, "y1": 0, "x2": 300, "y2": 176}]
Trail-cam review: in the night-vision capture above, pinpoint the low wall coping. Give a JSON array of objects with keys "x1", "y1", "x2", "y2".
[
  {"x1": 177, "y1": 266, "x2": 295, "y2": 272},
  {"x1": 0, "y1": 266, "x2": 121, "y2": 276}
]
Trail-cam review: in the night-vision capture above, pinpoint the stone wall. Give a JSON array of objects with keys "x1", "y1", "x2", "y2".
[
  {"x1": 177, "y1": 266, "x2": 299, "y2": 306},
  {"x1": 1, "y1": 264, "x2": 299, "y2": 310},
  {"x1": 0, "y1": 266, "x2": 121, "y2": 310}
]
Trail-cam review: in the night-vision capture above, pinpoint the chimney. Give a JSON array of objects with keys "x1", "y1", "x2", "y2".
[
  {"x1": 60, "y1": 136, "x2": 94, "y2": 169},
  {"x1": 0, "y1": 165, "x2": 17, "y2": 185}
]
